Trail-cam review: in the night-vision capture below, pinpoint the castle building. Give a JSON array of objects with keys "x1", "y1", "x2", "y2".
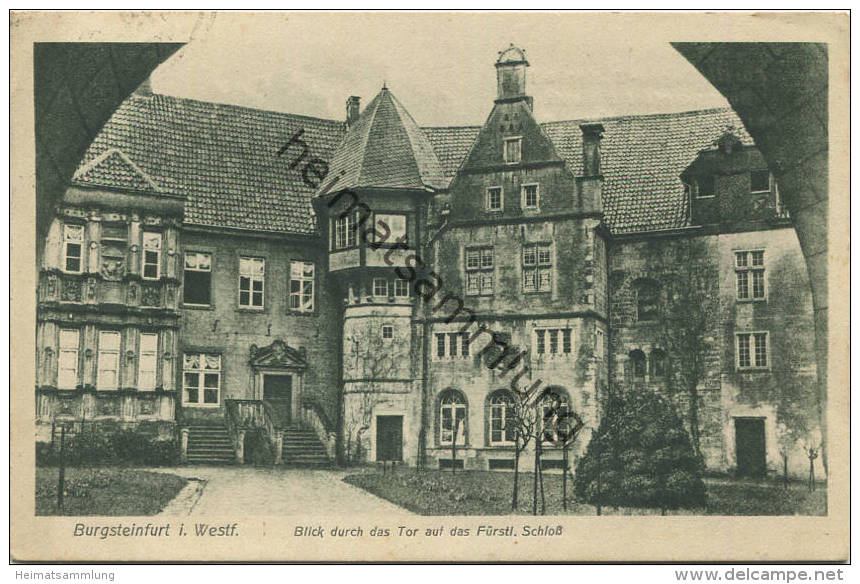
[{"x1": 35, "y1": 46, "x2": 820, "y2": 477}]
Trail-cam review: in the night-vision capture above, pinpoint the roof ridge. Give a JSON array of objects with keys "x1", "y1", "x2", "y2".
[{"x1": 143, "y1": 91, "x2": 345, "y2": 127}]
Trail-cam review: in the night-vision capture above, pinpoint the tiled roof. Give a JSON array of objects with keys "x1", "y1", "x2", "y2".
[
  {"x1": 423, "y1": 108, "x2": 751, "y2": 233},
  {"x1": 73, "y1": 148, "x2": 165, "y2": 195},
  {"x1": 317, "y1": 88, "x2": 444, "y2": 195},
  {"x1": 75, "y1": 91, "x2": 750, "y2": 235},
  {"x1": 74, "y1": 93, "x2": 344, "y2": 234}
]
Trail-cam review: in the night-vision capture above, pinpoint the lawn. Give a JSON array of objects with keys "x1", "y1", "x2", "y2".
[
  {"x1": 343, "y1": 469, "x2": 827, "y2": 516},
  {"x1": 36, "y1": 467, "x2": 187, "y2": 516}
]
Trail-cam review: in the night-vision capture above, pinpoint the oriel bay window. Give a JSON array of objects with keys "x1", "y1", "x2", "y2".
[
  {"x1": 736, "y1": 250, "x2": 765, "y2": 300},
  {"x1": 142, "y1": 232, "x2": 162, "y2": 280},
  {"x1": 96, "y1": 331, "x2": 121, "y2": 390},
  {"x1": 465, "y1": 247, "x2": 494, "y2": 296},
  {"x1": 137, "y1": 333, "x2": 158, "y2": 390},
  {"x1": 183, "y1": 252, "x2": 212, "y2": 306},
  {"x1": 373, "y1": 213, "x2": 407, "y2": 243},
  {"x1": 289, "y1": 260, "x2": 314, "y2": 312},
  {"x1": 63, "y1": 224, "x2": 84, "y2": 273},
  {"x1": 57, "y1": 329, "x2": 80, "y2": 389},
  {"x1": 238, "y1": 257, "x2": 265, "y2": 308},
  {"x1": 523, "y1": 243, "x2": 551, "y2": 292},
  {"x1": 439, "y1": 389, "x2": 467, "y2": 445},
  {"x1": 183, "y1": 353, "x2": 221, "y2": 406}
]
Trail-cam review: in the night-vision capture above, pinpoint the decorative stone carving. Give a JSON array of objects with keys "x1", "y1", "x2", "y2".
[
  {"x1": 96, "y1": 396, "x2": 120, "y2": 417},
  {"x1": 46, "y1": 274, "x2": 57, "y2": 296},
  {"x1": 138, "y1": 397, "x2": 156, "y2": 416},
  {"x1": 141, "y1": 284, "x2": 161, "y2": 306},
  {"x1": 101, "y1": 258, "x2": 126, "y2": 280},
  {"x1": 87, "y1": 279, "x2": 97, "y2": 300},
  {"x1": 128, "y1": 283, "x2": 137, "y2": 302},
  {"x1": 61, "y1": 279, "x2": 82, "y2": 302},
  {"x1": 249, "y1": 339, "x2": 307, "y2": 369}
]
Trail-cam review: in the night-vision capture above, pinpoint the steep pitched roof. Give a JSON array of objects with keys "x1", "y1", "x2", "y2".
[
  {"x1": 75, "y1": 91, "x2": 750, "y2": 235},
  {"x1": 73, "y1": 148, "x2": 165, "y2": 195},
  {"x1": 74, "y1": 93, "x2": 344, "y2": 234},
  {"x1": 316, "y1": 88, "x2": 445, "y2": 195},
  {"x1": 425, "y1": 107, "x2": 751, "y2": 233}
]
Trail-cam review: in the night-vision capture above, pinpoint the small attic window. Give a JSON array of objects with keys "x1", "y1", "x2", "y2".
[
  {"x1": 696, "y1": 176, "x2": 715, "y2": 199},
  {"x1": 750, "y1": 170, "x2": 770, "y2": 194},
  {"x1": 503, "y1": 137, "x2": 522, "y2": 164}
]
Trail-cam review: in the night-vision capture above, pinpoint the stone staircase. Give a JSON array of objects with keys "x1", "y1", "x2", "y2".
[
  {"x1": 186, "y1": 423, "x2": 235, "y2": 465},
  {"x1": 281, "y1": 427, "x2": 330, "y2": 467}
]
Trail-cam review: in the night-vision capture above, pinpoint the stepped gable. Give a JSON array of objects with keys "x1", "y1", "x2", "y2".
[
  {"x1": 74, "y1": 93, "x2": 345, "y2": 235},
  {"x1": 75, "y1": 90, "x2": 749, "y2": 235},
  {"x1": 316, "y1": 87, "x2": 445, "y2": 196}
]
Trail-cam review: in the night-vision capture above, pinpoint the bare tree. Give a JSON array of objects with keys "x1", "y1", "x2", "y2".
[{"x1": 509, "y1": 394, "x2": 537, "y2": 511}]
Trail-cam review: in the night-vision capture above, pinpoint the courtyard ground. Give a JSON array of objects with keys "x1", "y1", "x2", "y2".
[
  {"x1": 342, "y1": 468, "x2": 827, "y2": 516},
  {"x1": 36, "y1": 467, "x2": 187, "y2": 516}
]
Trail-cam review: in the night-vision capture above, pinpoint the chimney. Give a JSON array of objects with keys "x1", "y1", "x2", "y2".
[
  {"x1": 580, "y1": 123, "x2": 605, "y2": 176},
  {"x1": 346, "y1": 96, "x2": 360, "y2": 128}
]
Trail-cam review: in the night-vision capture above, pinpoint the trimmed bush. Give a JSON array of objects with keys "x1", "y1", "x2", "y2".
[
  {"x1": 574, "y1": 389, "x2": 706, "y2": 512},
  {"x1": 37, "y1": 426, "x2": 179, "y2": 467}
]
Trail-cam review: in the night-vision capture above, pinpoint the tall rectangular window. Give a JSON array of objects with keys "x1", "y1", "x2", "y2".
[
  {"x1": 333, "y1": 211, "x2": 358, "y2": 250},
  {"x1": 521, "y1": 183, "x2": 539, "y2": 209},
  {"x1": 63, "y1": 224, "x2": 84, "y2": 273},
  {"x1": 447, "y1": 333, "x2": 459, "y2": 357},
  {"x1": 142, "y1": 232, "x2": 162, "y2": 280},
  {"x1": 737, "y1": 332, "x2": 769, "y2": 370},
  {"x1": 436, "y1": 333, "x2": 446, "y2": 358},
  {"x1": 238, "y1": 257, "x2": 265, "y2": 308},
  {"x1": 736, "y1": 250, "x2": 766, "y2": 300},
  {"x1": 183, "y1": 251, "x2": 212, "y2": 306},
  {"x1": 57, "y1": 329, "x2": 80, "y2": 389},
  {"x1": 523, "y1": 243, "x2": 552, "y2": 292},
  {"x1": 183, "y1": 353, "x2": 221, "y2": 406},
  {"x1": 137, "y1": 332, "x2": 158, "y2": 390},
  {"x1": 97, "y1": 331, "x2": 121, "y2": 390},
  {"x1": 503, "y1": 137, "x2": 522, "y2": 164},
  {"x1": 534, "y1": 328, "x2": 573, "y2": 356},
  {"x1": 290, "y1": 260, "x2": 314, "y2": 312},
  {"x1": 595, "y1": 329, "x2": 605, "y2": 359},
  {"x1": 465, "y1": 247, "x2": 494, "y2": 295},
  {"x1": 486, "y1": 187, "x2": 503, "y2": 212}
]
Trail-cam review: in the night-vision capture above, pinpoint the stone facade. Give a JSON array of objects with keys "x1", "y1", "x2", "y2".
[{"x1": 35, "y1": 45, "x2": 821, "y2": 478}]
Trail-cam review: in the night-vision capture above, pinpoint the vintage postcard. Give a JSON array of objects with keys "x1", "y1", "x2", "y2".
[{"x1": 10, "y1": 11, "x2": 849, "y2": 563}]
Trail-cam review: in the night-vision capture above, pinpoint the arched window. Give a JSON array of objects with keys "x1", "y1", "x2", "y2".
[
  {"x1": 487, "y1": 390, "x2": 515, "y2": 445},
  {"x1": 539, "y1": 387, "x2": 570, "y2": 443},
  {"x1": 629, "y1": 350, "x2": 647, "y2": 381},
  {"x1": 439, "y1": 389, "x2": 467, "y2": 446},
  {"x1": 651, "y1": 349, "x2": 667, "y2": 379},
  {"x1": 634, "y1": 279, "x2": 660, "y2": 322}
]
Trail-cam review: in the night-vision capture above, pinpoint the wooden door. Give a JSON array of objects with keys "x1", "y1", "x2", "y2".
[
  {"x1": 735, "y1": 418, "x2": 766, "y2": 476},
  {"x1": 376, "y1": 415, "x2": 403, "y2": 462},
  {"x1": 263, "y1": 374, "x2": 292, "y2": 426}
]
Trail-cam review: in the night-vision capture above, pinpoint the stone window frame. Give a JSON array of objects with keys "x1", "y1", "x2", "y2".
[
  {"x1": 485, "y1": 186, "x2": 504, "y2": 212},
  {"x1": 57, "y1": 327, "x2": 81, "y2": 389},
  {"x1": 371, "y1": 212, "x2": 408, "y2": 245},
  {"x1": 533, "y1": 327, "x2": 573, "y2": 358},
  {"x1": 381, "y1": 324, "x2": 394, "y2": 340},
  {"x1": 289, "y1": 259, "x2": 315, "y2": 313},
  {"x1": 182, "y1": 250, "x2": 214, "y2": 308},
  {"x1": 438, "y1": 388, "x2": 468, "y2": 447},
  {"x1": 465, "y1": 246, "x2": 495, "y2": 296},
  {"x1": 522, "y1": 242, "x2": 552, "y2": 293},
  {"x1": 182, "y1": 352, "x2": 223, "y2": 408},
  {"x1": 137, "y1": 331, "x2": 159, "y2": 391},
  {"x1": 63, "y1": 223, "x2": 85, "y2": 274},
  {"x1": 503, "y1": 136, "x2": 522, "y2": 165},
  {"x1": 372, "y1": 277, "x2": 389, "y2": 298},
  {"x1": 96, "y1": 330, "x2": 122, "y2": 391},
  {"x1": 432, "y1": 330, "x2": 470, "y2": 361},
  {"x1": 633, "y1": 278, "x2": 661, "y2": 322},
  {"x1": 486, "y1": 389, "x2": 516, "y2": 446},
  {"x1": 332, "y1": 210, "x2": 359, "y2": 250},
  {"x1": 141, "y1": 231, "x2": 162, "y2": 281},
  {"x1": 735, "y1": 249, "x2": 766, "y2": 302},
  {"x1": 237, "y1": 255, "x2": 266, "y2": 310},
  {"x1": 520, "y1": 182, "x2": 540, "y2": 210},
  {"x1": 736, "y1": 331, "x2": 770, "y2": 371}
]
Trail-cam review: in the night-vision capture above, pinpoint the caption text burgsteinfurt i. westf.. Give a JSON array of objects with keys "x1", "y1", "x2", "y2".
[{"x1": 294, "y1": 524, "x2": 563, "y2": 538}]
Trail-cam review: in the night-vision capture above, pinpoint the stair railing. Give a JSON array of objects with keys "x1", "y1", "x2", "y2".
[
  {"x1": 297, "y1": 401, "x2": 337, "y2": 459},
  {"x1": 225, "y1": 399, "x2": 284, "y2": 464}
]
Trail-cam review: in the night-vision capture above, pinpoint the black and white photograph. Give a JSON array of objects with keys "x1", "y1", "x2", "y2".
[{"x1": 10, "y1": 11, "x2": 849, "y2": 564}]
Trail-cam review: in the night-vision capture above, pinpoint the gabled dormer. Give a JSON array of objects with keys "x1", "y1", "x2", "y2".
[
  {"x1": 448, "y1": 45, "x2": 596, "y2": 221},
  {"x1": 682, "y1": 129, "x2": 789, "y2": 228}
]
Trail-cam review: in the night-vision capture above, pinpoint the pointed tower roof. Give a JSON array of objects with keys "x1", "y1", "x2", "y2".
[{"x1": 317, "y1": 88, "x2": 444, "y2": 195}]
